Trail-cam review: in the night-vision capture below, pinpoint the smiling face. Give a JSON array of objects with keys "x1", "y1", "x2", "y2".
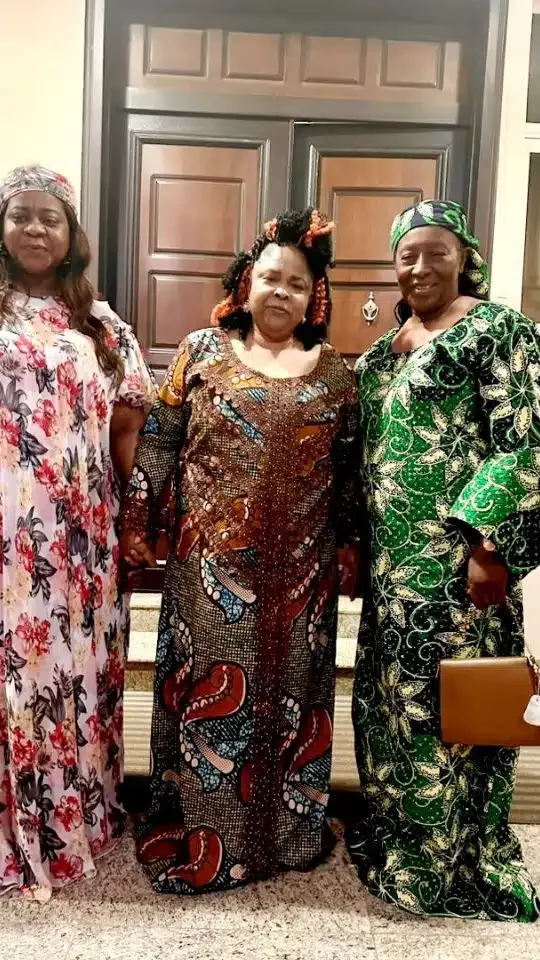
[
  {"x1": 2, "y1": 190, "x2": 70, "y2": 280},
  {"x1": 395, "y1": 225, "x2": 467, "y2": 320},
  {"x1": 247, "y1": 243, "x2": 313, "y2": 343}
]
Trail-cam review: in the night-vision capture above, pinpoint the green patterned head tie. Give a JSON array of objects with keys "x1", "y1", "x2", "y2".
[{"x1": 390, "y1": 199, "x2": 490, "y2": 299}]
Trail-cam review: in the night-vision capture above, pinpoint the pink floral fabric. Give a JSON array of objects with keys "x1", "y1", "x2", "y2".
[{"x1": 0, "y1": 296, "x2": 155, "y2": 900}]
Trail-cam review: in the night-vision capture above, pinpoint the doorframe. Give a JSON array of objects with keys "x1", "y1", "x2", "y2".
[
  {"x1": 81, "y1": 0, "x2": 508, "y2": 293},
  {"x1": 82, "y1": 0, "x2": 106, "y2": 289},
  {"x1": 490, "y1": 0, "x2": 535, "y2": 310}
]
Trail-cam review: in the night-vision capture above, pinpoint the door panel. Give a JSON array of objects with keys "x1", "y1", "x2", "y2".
[
  {"x1": 292, "y1": 126, "x2": 468, "y2": 359},
  {"x1": 138, "y1": 140, "x2": 259, "y2": 369},
  {"x1": 119, "y1": 116, "x2": 291, "y2": 374},
  {"x1": 331, "y1": 287, "x2": 405, "y2": 355},
  {"x1": 319, "y1": 153, "x2": 437, "y2": 356},
  {"x1": 128, "y1": 23, "x2": 464, "y2": 114}
]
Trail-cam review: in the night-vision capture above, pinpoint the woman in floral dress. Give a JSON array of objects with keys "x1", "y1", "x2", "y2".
[
  {"x1": 121, "y1": 209, "x2": 360, "y2": 894},
  {"x1": 0, "y1": 166, "x2": 155, "y2": 899},
  {"x1": 347, "y1": 200, "x2": 540, "y2": 921}
]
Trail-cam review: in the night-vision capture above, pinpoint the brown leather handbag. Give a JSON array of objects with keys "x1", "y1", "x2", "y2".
[{"x1": 440, "y1": 650, "x2": 540, "y2": 747}]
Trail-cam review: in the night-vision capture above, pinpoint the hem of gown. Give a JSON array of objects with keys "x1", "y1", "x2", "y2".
[
  {"x1": 142, "y1": 821, "x2": 337, "y2": 897},
  {"x1": 358, "y1": 882, "x2": 540, "y2": 924},
  {"x1": 344, "y1": 826, "x2": 540, "y2": 926},
  {"x1": 0, "y1": 830, "x2": 126, "y2": 902}
]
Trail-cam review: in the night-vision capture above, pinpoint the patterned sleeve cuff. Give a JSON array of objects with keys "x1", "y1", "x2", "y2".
[{"x1": 120, "y1": 466, "x2": 154, "y2": 542}]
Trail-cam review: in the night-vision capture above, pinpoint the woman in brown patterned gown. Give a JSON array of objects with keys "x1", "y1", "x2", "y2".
[{"x1": 120, "y1": 210, "x2": 360, "y2": 893}]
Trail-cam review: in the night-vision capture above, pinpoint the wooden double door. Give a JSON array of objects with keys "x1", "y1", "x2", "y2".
[{"x1": 117, "y1": 117, "x2": 467, "y2": 374}]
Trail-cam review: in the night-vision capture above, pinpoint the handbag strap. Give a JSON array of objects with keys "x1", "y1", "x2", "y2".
[
  {"x1": 524, "y1": 641, "x2": 540, "y2": 693},
  {"x1": 460, "y1": 601, "x2": 540, "y2": 690}
]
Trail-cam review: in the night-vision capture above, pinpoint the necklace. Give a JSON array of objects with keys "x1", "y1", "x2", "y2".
[{"x1": 13, "y1": 286, "x2": 54, "y2": 301}]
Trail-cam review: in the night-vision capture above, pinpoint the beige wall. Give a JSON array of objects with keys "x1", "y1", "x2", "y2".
[
  {"x1": 0, "y1": 0, "x2": 86, "y2": 204},
  {"x1": 490, "y1": 0, "x2": 540, "y2": 655},
  {"x1": 523, "y1": 574, "x2": 540, "y2": 656}
]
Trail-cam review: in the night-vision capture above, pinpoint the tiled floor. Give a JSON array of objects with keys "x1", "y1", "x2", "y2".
[{"x1": 1, "y1": 824, "x2": 539, "y2": 960}]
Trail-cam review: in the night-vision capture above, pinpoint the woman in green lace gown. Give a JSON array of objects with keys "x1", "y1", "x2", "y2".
[{"x1": 347, "y1": 200, "x2": 540, "y2": 921}]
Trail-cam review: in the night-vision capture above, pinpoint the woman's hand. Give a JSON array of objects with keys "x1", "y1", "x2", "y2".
[
  {"x1": 119, "y1": 531, "x2": 157, "y2": 568},
  {"x1": 338, "y1": 545, "x2": 360, "y2": 600},
  {"x1": 467, "y1": 541, "x2": 508, "y2": 609}
]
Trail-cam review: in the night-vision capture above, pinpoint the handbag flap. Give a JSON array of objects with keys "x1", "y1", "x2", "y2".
[{"x1": 440, "y1": 657, "x2": 540, "y2": 747}]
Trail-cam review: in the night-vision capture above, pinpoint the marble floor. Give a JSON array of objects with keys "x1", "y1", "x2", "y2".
[{"x1": 1, "y1": 823, "x2": 539, "y2": 960}]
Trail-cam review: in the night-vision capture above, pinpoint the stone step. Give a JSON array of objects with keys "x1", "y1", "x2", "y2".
[
  {"x1": 127, "y1": 629, "x2": 357, "y2": 670},
  {"x1": 129, "y1": 594, "x2": 363, "y2": 640},
  {"x1": 126, "y1": 631, "x2": 356, "y2": 696},
  {"x1": 122, "y1": 689, "x2": 540, "y2": 822},
  {"x1": 123, "y1": 689, "x2": 359, "y2": 790},
  {"x1": 127, "y1": 594, "x2": 361, "y2": 695},
  {"x1": 124, "y1": 593, "x2": 361, "y2": 784},
  {"x1": 125, "y1": 593, "x2": 540, "y2": 823}
]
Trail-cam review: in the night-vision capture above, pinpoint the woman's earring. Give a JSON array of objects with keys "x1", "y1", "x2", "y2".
[{"x1": 58, "y1": 254, "x2": 72, "y2": 275}]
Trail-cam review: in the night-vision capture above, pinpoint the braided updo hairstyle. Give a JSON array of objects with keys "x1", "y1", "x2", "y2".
[{"x1": 211, "y1": 208, "x2": 334, "y2": 350}]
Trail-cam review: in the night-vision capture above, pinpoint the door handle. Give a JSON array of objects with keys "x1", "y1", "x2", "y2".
[{"x1": 362, "y1": 291, "x2": 379, "y2": 325}]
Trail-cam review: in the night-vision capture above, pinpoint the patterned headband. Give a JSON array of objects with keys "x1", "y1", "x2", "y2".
[
  {"x1": 0, "y1": 165, "x2": 78, "y2": 217},
  {"x1": 390, "y1": 199, "x2": 489, "y2": 299}
]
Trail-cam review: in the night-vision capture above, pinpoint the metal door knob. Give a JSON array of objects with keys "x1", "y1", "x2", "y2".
[{"x1": 362, "y1": 291, "x2": 379, "y2": 324}]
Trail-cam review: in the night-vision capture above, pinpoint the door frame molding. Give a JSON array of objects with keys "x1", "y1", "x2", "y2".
[
  {"x1": 81, "y1": 0, "x2": 106, "y2": 289},
  {"x1": 473, "y1": 0, "x2": 509, "y2": 263},
  {"x1": 82, "y1": 0, "x2": 508, "y2": 292}
]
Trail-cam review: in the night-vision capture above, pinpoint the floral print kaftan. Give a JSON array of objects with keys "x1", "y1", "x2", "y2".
[{"x1": 0, "y1": 295, "x2": 155, "y2": 900}]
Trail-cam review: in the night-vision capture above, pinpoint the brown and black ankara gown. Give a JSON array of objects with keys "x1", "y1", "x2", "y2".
[{"x1": 121, "y1": 327, "x2": 359, "y2": 894}]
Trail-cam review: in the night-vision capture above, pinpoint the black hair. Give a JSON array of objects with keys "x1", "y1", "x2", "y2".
[{"x1": 217, "y1": 208, "x2": 334, "y2": 350}]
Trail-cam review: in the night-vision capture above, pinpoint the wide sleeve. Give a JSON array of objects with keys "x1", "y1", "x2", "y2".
[
  {"x1": 332, "y1": 395, "x2": 363, "y2": 547},
  {"x1": 449, "y1": 308, "x2": 540, "y2": 579},
  {"x1": 98, "y1": 306, "x2": 157, "y2": 411},
  {"x1": 120, "y1": 338, "x2": 193, "y2": 546}
]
